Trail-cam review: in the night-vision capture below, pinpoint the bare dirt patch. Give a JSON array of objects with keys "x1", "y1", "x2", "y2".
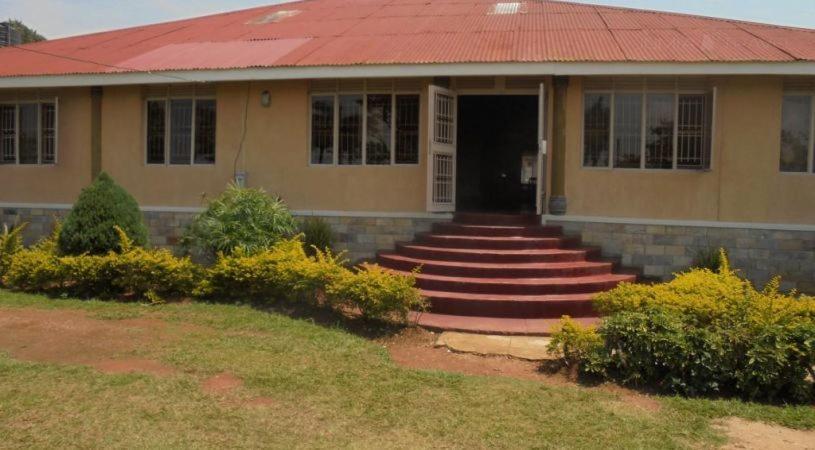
[
  {"x1": 716, "y1": 417, "x2": 815, "y2": 449},
  {"x1": 0, "y1": 308, "x2": 178, "y2": 376},
  {"x1": 202, "y1": 372, "x2": 244, "y2": 395}
]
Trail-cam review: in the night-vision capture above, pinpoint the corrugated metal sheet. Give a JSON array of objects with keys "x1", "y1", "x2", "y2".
[{"x1": 1, "y1": 0, "x2": 814, "y2": 78}]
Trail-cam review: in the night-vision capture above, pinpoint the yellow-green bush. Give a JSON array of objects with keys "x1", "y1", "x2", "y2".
[
  {"x1": 594, "y1": 250, "x2": 815, "y2": 325},
  {"x1": 326, "y1": 264, "x2": 426, "y2": 321},
  {"x1": 60, "y1": 253, "x2": 118, "y2": 298},
  {"x1": 547, "y1": 317, "x2": 604, "y2": 371},
  {"x1": 114, "y1": 247, "x2": 199, "y2": 299},
  {"x1": 6, "y1": 227, "x2": 425, "y2": 321},
  {"x1": 197, "y1": 238, "x2": 319, "y2": 300},
  {"x1": 4, "y1": 225, "x2": 200, "y2": 301},
  {"x1": 550, "y1": 251, "x2": 815, "y2": 402},
  {"x1": 199, "y1": 238, "x2": 424, "y2": 321},
  {"x1": 0, "y1": 223, "x2": 26, "y2": 283},
  {"x1": 3, "y1": 247, "x2": 62, "y2": 293}
]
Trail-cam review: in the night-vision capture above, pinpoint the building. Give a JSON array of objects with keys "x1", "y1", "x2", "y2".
[
  {"x1": 1, "y1": 0, "x2": 814, "y2": 332},
  {"x1": 0, "y1": 22, "x2": 22, "y2": 47}
]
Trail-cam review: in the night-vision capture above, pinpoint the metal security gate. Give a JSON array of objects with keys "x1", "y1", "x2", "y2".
[
  {"x1": 537, "y1": 82, "x2": 548, "y2": 215},
  {"x1": 427, "y1": 85, "x2": 457, "y2": 212}
]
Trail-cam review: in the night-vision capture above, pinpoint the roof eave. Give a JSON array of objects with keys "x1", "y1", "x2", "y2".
[{"x1": 1, "y1": 62, "x2": 815, "y2": 89}]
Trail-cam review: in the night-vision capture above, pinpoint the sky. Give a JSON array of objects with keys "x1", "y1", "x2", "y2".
[{"x1": 1, "y1": 0, "x2": 814, "y2": 40}]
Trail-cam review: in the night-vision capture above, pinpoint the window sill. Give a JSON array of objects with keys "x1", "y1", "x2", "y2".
[
  {"x1": 144, "y1": 163, "x2": 217, "y2": 167},
  {"x1": 308, "y1": 163, "x2": 421, "y2": 168},
  {"x1": 0, "y1": 163, "x2": 58, "y2": 167},
  {"x1": 580, "y1": 166, "x2": 711, "y2": 174}
]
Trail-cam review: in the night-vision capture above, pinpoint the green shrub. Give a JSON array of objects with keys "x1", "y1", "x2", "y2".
[
  {"x1": 299, "y1": 218, "x2": 335, "y2": 256},
  {"x1": 692, "y1": 247, "x2": 723, "y2": 272},
  {"x1": 598, "y1": 308, "x2": 729, "y2": 396},
  {"x1": 327, "y1": 264, "x2": 426, "y2": 321},
  {"x1": 182, "y1": 183, "x2": 297, "y2": 258},
  {"x1": 0, "y1": 223, "x2": 26, "y2": 282},
  {"x1": 59, "y1": 172, "x2": 148, "y2": 255},
  {"x1": 553, "y1": 252, "x2": 815, "y2": 402}
]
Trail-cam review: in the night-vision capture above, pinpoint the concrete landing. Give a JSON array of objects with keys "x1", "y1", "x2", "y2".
[{"x1": 435, "y1": 331, "x2": 554, "y2": 361}]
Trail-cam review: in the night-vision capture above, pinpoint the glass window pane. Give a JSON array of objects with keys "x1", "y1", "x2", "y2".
[
  {"x1": 613, "y1": 94, "x2": 642, "y2": 168},
  {"x1": 583, "y1": 94, "x2": 610, "y2": 167},
  {"x1": 18, "y1": 104, "x2": 38, "y2": 164},
  {"x1": 0, "y1": 105, "x2": 15, "y2": 164},
  {"x1": 395, "y1": 95, "x2": 420, "y2": 164},
  {"x1": 780, "y1": 95, "x2": 811, "y2": 173},
  {"x1": 311, "y1": 96, "x2": 334, "y2": 164},
  {"x1": 338, "y1": 95, "x2": 362, "y2": 165},
  {"x1": 366, "y1": 94, "x2": 392, "y2": 165},
  {"x1": 677, "y1": 94, "x2": 710, "y2": 169},
  {"x1": 169, "y1": 99, "x2": 193, "y2": 165},
  {"x1": 645, "y1": 94, "x2": 675, "y2": 169},
  {"x1": 40, "y1": 103, "x2": 56, "y2": 164},
  {"x1": 194, "y1": 99, "x2": 216, "y2": 164},
  {"x1": 146, "y1": 100, "x2": 166, "y2": 164}
]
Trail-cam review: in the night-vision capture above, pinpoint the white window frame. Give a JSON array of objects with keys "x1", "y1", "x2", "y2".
[
  {"x1": 780, "y1": 92, "x2": 815, "y2": 175},
  {"x1": 143, "y1": 95, "x2": 216, "y2": 166},
  {"x1": 581, "y1": 88, "x2": 714, "y2": 172},
  {"x1": 0, "y1": 98, "x2": 59, "y2": 166},
  {"x1": 308, "y1": 90, "x2": 422, "y2": 167}
]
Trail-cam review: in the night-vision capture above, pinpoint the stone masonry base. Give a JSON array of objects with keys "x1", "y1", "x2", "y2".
[
  {"x1": 548, "y1": 219, "x2": 815, "y2": 294},
  {"x1": 1, "y1": 206, "x2": 443, "y2": 263},
  {"x1": 4, "y1": 206, "x2": 812, "y2": 294}
]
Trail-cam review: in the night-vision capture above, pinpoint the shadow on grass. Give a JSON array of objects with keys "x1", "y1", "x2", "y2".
[
  {"x1": 195, "y1": 295, "x2": 409, "y2": 340},
  {"x1": 538, "y1": 358, "x2": 815, "y2": 408}
]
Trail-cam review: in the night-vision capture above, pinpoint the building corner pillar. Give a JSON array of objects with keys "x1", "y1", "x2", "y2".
[{"x1": 548, "y1": 76, "x2": 569, "y2": 215}]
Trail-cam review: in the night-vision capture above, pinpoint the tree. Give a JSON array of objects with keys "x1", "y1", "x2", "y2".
[
  {"x1": 58, "y1": 172, "x2": 149, "y2": 255},
  {"x1": 7, "y1": 20, "x2": 46, "y2": 44}
]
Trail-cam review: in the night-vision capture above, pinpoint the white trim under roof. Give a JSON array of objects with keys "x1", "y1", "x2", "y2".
[{"x1": 1, "y1": 62, "x2": 815, "y2": 88}]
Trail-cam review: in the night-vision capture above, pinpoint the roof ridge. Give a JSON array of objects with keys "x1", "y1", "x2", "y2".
[
  {"x1": 549, "y1": 0, "x2": 815, "y2": 34},
  {"x1": 13, "y1": 0, "x2": 815, "y2": 49}
]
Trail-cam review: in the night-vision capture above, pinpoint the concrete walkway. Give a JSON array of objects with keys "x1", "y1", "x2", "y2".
[{"x1": 435, "y1": 331, "x2": 554, "y2": 361}]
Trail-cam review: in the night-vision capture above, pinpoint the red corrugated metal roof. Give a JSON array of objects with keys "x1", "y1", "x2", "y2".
[{"x1": 1, "y1": 0, "x2": 814, "y2": 78}]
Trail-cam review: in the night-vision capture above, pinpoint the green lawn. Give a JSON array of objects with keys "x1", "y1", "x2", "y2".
[{"x1": 0, "y1": 290, "x2": 812, "y2": 449}]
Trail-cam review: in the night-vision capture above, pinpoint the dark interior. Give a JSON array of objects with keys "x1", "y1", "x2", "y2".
[{"x1": 456, "y1": 95, "x2": 538, "y2": 213}]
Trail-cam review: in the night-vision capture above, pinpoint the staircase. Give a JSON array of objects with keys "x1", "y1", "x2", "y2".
[{"x1": 377, "y1": 212, "x2": 638, "y2": 335}]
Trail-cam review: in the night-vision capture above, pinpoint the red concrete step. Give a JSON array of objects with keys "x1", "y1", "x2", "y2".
[
  {"x1": 396, "y1": 271, "x2": 637, "y2": 295},
  {"x1": 432, "y1": 222, "x2": 563, "y2": 237},
  {"x1": 454, "y1": 212, "x2": 541, "y2": 226},
  {"x1": 411, "y1": 311, "x2": 601, "y2": 336},
  {"x1": 420, "y1": 290, "x2": 598, "y2": 318},
  {"x1": 395, "y1": 244, "x2": 599, "y2": 263},
  {"x1": 415, "y1": 233, "x2": 580, "y2": 250},
  {"x1": 378, "y1": 253, "x2": 613, "y2": 278}
]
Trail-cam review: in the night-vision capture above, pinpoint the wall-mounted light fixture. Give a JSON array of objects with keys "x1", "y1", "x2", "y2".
[{"x1": 260, "y1": 90, "x2": 272, "y2": 107}]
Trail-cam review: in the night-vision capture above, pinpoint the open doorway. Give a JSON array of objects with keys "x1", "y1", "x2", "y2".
[{"x1": 456, "y1": 95, "x2": 539, "y2": 213}]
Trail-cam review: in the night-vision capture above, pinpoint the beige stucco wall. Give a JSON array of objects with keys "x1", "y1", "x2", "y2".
[
  {"x1": 562, "y1": 76, "x2": 815, "y2": 225},
  {"x1": 3, "y1": 75, "x2": 813, "y2": 225},
  {"x1": 0, "y1": 88, "x2": 92, "y2": 204},
  {"x1": 101, "y1": 81, "x2": 429, "y2": 212}
]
